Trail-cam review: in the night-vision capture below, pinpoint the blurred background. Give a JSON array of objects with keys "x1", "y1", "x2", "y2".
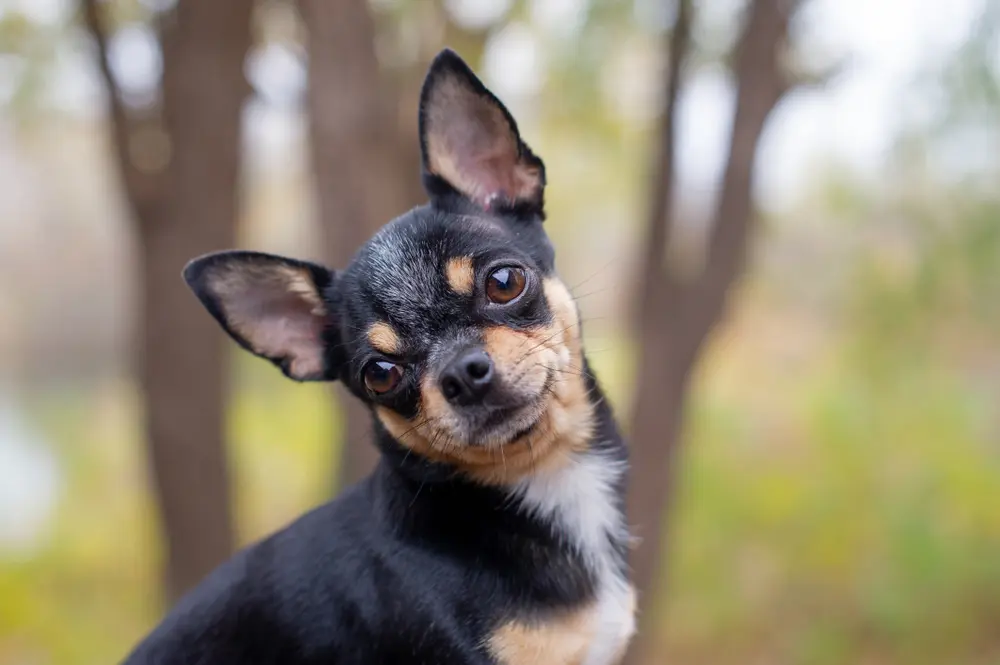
[{"x1": 1, "y1": 0, "x2": 999, "y2": 663}]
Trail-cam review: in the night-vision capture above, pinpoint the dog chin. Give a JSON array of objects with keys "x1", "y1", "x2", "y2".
[
  {"x1": 465, "y1": 376, "x2": 554, "y2": 447},
  {"x1": 471, "y1": 402, "x2": 546, "y2": 447}
]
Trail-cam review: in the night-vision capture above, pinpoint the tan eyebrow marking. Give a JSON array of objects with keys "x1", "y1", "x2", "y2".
[
  {"x1": 367, "y1": 322, "x2": 401, "y2": 355},
  {"x1": 445, "y1": 256, "x2": 475, "y2": 296}
]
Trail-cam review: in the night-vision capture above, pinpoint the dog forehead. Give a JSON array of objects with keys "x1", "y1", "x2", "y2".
[
  {"x1": 353, "y1": 211, "x2": 507, "y2": 320},
  {"x1": 363, "y1": 227, "x2": 443, "y2": 326}
]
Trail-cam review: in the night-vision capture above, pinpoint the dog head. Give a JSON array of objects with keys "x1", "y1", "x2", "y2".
[{"x1": 184, "y1": 50, "x2": 594, "y2": 484}]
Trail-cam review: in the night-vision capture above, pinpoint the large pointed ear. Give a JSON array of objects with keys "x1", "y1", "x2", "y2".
[
  {"x1": 418, "y1": 48, "x2": 546, "y2": 217},
  {"x1": 183, "y1": 251, "x2": 339, "y2": 382}
]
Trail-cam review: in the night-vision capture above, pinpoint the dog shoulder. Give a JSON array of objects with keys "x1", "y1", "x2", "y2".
[
  {"x1": 121, "y1": 546, "x2": 274, "y2": 664},
  {"x1": 122, "y1": 486, "x2": 381, "y2": 664}
]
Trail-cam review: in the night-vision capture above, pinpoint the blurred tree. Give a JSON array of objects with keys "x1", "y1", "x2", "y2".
[
  {"x1": 81, "y1": 0, "x2": 252, "y2": 602},
  {"x1": 300, "y1": 0, "x2": 397, "y2": 490},
  {"x1": 626, "y1": 0, "x2": 806, "y2": 661},
  {"x1": 298, "y1": 0, "x2": 426, "y2": 488},
  {"x1": 299, "y1": 0, "x2": 489, "y2": 489}
]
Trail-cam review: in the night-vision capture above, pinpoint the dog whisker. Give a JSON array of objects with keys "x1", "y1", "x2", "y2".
[
  {"x1": 548, "y1": 366, "x2": 593, "y2": 380},
  {"x1": 569, "y1": 286, "x2": 613, "y2": 301},
  {"x1": 395, "y1": 416, "x2": 440, "y2": 468},
  {"x1": 508, "y1": 323, "x2": 579, "y2": 374},
  {"x1": 566, "y1": 257, "x2": 618, "y2": 295},
  {"x1": 408, "y1": 478, "x2": 427, "y2": 509},
  {"x1": 517, "y1": 324, "x2": 573, "y2": 359}
]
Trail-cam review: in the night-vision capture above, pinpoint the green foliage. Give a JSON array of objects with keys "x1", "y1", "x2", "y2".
[
  {"x1": 0, "y1": 364, "x2": 338, "y2": 665},
  {"x1": 845, "y1": 195, "x2": 1000, "y2": 378},
  {"x1": 662, "y1": 357, "x2": 1000, "y2": 664}
]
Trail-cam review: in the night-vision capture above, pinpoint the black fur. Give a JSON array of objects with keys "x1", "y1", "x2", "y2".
[{"x1": 123, "y1": 49, "x2": 631, "y2": 665}]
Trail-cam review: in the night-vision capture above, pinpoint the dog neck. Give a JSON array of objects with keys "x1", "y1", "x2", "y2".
[{"x1": 372, "y1": 366, "x2": 630, "y2": 581}]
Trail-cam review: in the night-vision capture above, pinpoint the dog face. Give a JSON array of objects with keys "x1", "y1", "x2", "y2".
[{"x1": 184, "y1": 50, "x2": 593, "y2": 483}]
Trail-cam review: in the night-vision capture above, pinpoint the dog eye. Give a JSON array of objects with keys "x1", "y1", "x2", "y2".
[
  {"x1": 364, "y1": 360, "x2": 403, "y2": 394},
  {"x1": 486, "y1": 267, "x2": 527, "y2": 304}
]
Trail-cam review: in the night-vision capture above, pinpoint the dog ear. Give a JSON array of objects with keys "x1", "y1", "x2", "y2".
[
  {"x1": 418, "y1": 48, "x2": 546, "y2": 217},
  {"x1": 183, "y1": 251, "x2": 340, "y2": 382}
]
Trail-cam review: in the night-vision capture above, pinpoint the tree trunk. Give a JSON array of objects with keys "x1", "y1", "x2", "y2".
[
  {"x1": 626, "y1": 0, "x2": 694, "y2": 605},
  {"x1": 82, "y1": 0, "x2": 253, "y2": 603},
  {"x1": 299, "y1": 0, "x2": 423, "y2": 490},
  {"x1": 145, "y1": 0, "x2": 253, "y2": 601},
  {"x1": 633, "y1": 0, "x2": 692, "y2": 325},
  {"x1": 625, "y1": 0, "x2": 795, "y2": 662}
]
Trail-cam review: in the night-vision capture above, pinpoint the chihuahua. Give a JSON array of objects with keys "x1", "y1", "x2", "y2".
[{"x1": 122, "y1": 49, "x2": 635, "y2": 665}]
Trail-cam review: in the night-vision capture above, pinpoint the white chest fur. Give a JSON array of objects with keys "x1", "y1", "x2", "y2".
[{"x1": 507, "y1": 451, "x2": 636, "y2": 665}]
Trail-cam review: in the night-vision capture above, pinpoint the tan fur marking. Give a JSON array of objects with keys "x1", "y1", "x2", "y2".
[
  {"x1": 367, "y1": 322, "x2": 401, "y2": 355},
  {"x1": 445, "y1": 256, "x2": 475, "y2": 295},
  {"x1": 482, "y1": 326, "x2": 534, "y2": 370},
  {"x1": 541, "y1": 278, "x2": 582, "y2": 356},
  {"x1": 375, "y1": 276, "x2": 593, "y2": 485},
  {"x1": 489, "y1": 605, "x2": 599, "y2": 665}
]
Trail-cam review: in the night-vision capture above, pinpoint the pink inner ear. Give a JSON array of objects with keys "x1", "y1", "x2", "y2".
[
  {"x1": 476, "y1": 158, "x2": 542, "y2": 211},
  {"x1": 244, "y1": 296, "x2": 327, "y2": 380},
  {"x1": 213, "y1": 267, "x2": 328, "y2": 380},
  {"x1": 425, "y1": 75, "x2": 542, "y2": 209}
]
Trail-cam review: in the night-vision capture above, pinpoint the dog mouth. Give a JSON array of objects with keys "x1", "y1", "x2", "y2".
[{"x1": 466, "y1": 369, "x2": 554, "y2": 446}]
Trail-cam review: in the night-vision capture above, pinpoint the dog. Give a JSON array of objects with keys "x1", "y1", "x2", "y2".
[{"x1": 122, "y1": 48, "x2": 635, "y2": 665}]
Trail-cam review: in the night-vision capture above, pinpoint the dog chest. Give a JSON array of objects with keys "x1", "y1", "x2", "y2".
[
  {"x1": 490, "y1": 451, "x2": 635, "y2": 665},
  {"x1": 487, "y1": 582, "x2": 636, "y2": 665}
]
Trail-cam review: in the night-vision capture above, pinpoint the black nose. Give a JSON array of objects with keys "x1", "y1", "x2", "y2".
[{"x1": 440, "y1": 349, "x2": 494, "y2": 405}]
